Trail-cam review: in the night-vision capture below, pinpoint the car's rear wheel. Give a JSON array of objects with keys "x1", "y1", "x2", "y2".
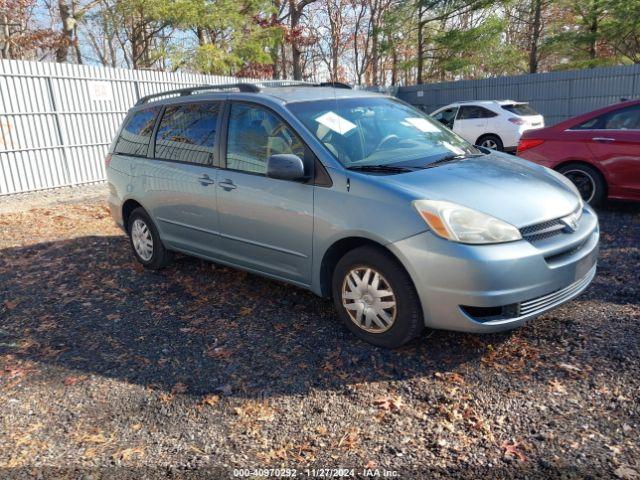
[
  {"x1": 128, "y1": 207, "x2": 173, "y2": 269},
  {"x1": 477, "y1": 134, "x2": 503, "y2": 151},
  {"x1": 557, "y1": 163, "x2": 606, "y2": 206},
  {"x1": 332, "y1": 246, "x2": 424, "y2": 348}
]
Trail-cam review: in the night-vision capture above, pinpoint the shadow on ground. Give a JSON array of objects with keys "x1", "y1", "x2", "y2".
[
  {"x1": 0, "y1": 200, "x2": 637, "y2": 399},
  {"x1": 0, "y1": 233, "x2": 513, "y2": 398}
]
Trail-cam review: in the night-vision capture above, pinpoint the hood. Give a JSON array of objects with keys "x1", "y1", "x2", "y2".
[{"x1": 386, "y1": 153, "x2": 580, "y2": 228}]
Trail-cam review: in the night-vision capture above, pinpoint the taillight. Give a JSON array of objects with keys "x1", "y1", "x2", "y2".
[
  {"x1": 104, "y1": 153, "x2": 112, "y2": 168},
  {"x1": 517, "y1": 138, "x2": 544, "y2": 154},
  {"x1": 508, "y1": 117, "x2": 525, "y2": 125}
]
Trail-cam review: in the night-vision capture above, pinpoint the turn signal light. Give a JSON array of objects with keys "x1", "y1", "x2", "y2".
[
  {"x1": 104, "y1": 153, "x2": 112, "y2": 168},
  {"x1": 517, "y1": 138, "x2": 544, "y2": 154}
]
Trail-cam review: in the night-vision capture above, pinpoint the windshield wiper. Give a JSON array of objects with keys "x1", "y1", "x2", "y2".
[
  {"x1": 346, "y1": 164, "x2": 415, "y2": 173},
  {"x1": 425, "y1": 152, "x2": 484, "y2": 168}
]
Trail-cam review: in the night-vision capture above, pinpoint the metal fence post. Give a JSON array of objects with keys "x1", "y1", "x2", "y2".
[
  {"x1": 134, "y1": 80, "x2": 141, "y2": 102},
  {"x1": 45, "y1": 75, "x2": 72, "y2": 185}
]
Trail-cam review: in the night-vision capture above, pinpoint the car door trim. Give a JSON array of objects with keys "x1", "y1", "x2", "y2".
[
  {"x1": 157, "y1": 217, "x2": 308, "y2": 259},
  {"x1": 157, "y1": 216, "x2": 220, "y2": 236},
  {"x1": 218, "y1": 231, "x2": 308, "y2": 258}
]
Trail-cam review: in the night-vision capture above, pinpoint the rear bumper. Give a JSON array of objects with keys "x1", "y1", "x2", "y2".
[{"x1": 388, "y1": 205, "x2": 599, "y2": 333}]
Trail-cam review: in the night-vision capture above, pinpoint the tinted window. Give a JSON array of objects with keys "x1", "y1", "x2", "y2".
[
  {"x1": 155, "y1": 103, "x2": 219, "y2": 165},
  {"x1": 574, "y1": 105, "x2": 640, "y2": 130},
  {"x1": 457, "y1": 105, "x2": 497, "y2": 119},
  {"x1": 432, "y1": 107, "x2": 457, "y2": 127},
  {"x1": 226, "y1": 103, "x2": 305, "y2": 175},
  {"x1": 114, "y1": 107, "x2": 159, "y2": 156},
  {"x1": 501, "y1": 104, "x2": 539, "y2": 116}
]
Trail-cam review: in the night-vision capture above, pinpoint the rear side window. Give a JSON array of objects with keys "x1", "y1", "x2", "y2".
[
  {"x1": 573, "y1": 105, "x2": 640, "y2": 130},
  {"x1": 432, "y1": 107, "x2": 457, "y2": 128},
  {"x1": 457, "y1": 105, "x2": 497, "y2": 119},
  {"x1": 226, "y1": 103, "x2": 305, "y2": 175},
  {"x1": 155, "y1": 103, "x2": 220, "y2": 165},
  {"x1": 114, "y1": 107, "x2": 159, "y2": 156},
  {"x1": 501, "y1": 104, "x2": 538, "y2": 116}
]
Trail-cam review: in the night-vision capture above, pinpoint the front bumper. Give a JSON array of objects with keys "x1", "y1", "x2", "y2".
[{"x1": 388, "y1": 205, "x2": 599, "y2": 333}]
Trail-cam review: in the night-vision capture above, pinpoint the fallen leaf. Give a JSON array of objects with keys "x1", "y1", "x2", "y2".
[
  {"x1": 615, "y1": 466, "x2": 640, "y2": 480},
  {"x1": 548, "y1": 378, "x2": 567, "y2": 394},
  {"x1": 558, "y1": 363, "x2": 581, "y2": 374},
  {"x1": 112, "y1": 447, "x2": 145, "y2": 461},
  {"x1": 63, "y1": 376, "x2": 83, "y2": 386},
  {"x1": 501, "y1": 439, "x2": 527, "y2": 462},
  {"x1": 434, "y1": 371, "x2": 465, "y2": 384},
  {"x1": 3, "y1": 299, "x2": 18, "y2": 310},
  {"x1": 373, "y1": 395, "x2": 404, "y2": 411},
  {"x1": 338, "y1": 428, "x2": 359, "y2": 450},
  {"x1": 171, "y1": 382, "x2": 188, "y2": 394},
  {"x1": 202, "y1": 394, "x2": 220, "y2": 407}
]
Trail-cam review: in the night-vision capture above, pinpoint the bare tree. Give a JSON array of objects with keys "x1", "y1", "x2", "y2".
[
  {"x1": 52, "y1": 0, "x2": 101, "y2": 63},
  {"x1": 288, "y1": 0, "x2": 317, "y2": 79}
]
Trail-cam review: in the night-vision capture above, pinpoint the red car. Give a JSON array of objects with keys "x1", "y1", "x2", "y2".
[{"x1": 517, "y1": 100, "x2": 640, "y2": 205}]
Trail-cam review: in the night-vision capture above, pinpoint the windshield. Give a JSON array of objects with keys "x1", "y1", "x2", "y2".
[
  {"x1": 287, "y1": 97, "x2": 480, "y2": 168},
  {"x1": 502, "y1": 103, "x2": 539, "y2": 116}
]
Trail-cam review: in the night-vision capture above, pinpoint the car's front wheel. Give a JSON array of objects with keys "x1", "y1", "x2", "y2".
[
  {"x1": 477, "y1": 134, "x2": 504, "y2": 151},
  {"x1": 332, "y1": 246, "x2": 424, "y2": 348},
  {"x1": 127, "y1": 207, "x2": 173, "y2": 269}
]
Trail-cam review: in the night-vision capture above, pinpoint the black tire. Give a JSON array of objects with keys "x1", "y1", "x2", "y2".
[
  {"x1": 477, "y1": 134, "x2": 504, "y2": 151},
  {"x1": 557, "y1": 163, "x2": 606, "y2": 206},
  {"x1": 331, "y1": 246, "x2": 424, "y2": 348},
  {"x1": 127, "y1": 207, "x2": 173, "y2": 270}
]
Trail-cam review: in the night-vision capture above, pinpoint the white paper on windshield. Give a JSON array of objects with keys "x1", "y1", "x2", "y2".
[
  {"x1": 315, "y1": 111, "x2": 356, "y2": 135},
  {"x1": 441, "y1": 141, "x2": 465, "y2": 155},
  {"x1": 404, "y1": 117, "x2": 440, "y2": 133}
]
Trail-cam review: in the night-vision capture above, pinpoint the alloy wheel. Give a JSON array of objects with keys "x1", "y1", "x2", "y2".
[
  {"x1": 341, "y1": 267, "x2": 397, "y2": 333},
  {"x1": 482, "y1": 138, "x2": 498, "y2": 149},
  {"x1": 563, "y1": 169, "x2": 596, "y2": 203},
  {"x1": 131, "y1": 218, "x2": 154, "y2": 261}
]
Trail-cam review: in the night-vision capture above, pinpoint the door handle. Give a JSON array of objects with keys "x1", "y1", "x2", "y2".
[
  {"x1": 198, "y1": 174, "x2": 215, "y2": 186},
  {"x1": 219, "y1": 179, "x2": 237, "y2": 191},
  {"x1": 592, "y1": 137, "x2": 615, "y2": 143}
]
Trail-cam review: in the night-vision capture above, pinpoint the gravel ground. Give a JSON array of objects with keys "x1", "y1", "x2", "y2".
[{"x1": 0, "y1": 187, "x2": 638, "y2": 479}]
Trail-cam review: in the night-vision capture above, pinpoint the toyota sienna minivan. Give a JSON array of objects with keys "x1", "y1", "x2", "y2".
[{"x1": 106, "y1": 82, "x2": 599, "y2": 348}]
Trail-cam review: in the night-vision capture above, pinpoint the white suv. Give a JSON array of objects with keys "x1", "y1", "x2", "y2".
[{"x1": 430, "y1": 100, "x2": 544, "y2": 152}]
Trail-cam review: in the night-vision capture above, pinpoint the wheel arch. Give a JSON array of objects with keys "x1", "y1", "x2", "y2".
[
  {"x1": 554, "y1": 159, "x2": 609, "y2": 194},
  {"x1": 318, "y1": 236, "x2": 409, "y2": 298},
  {"x1": 121, "y1": 198, "x2": 145, "y2": 234},
  {"x1": 475, "y1": 133, "x2": 502, "y2": 145}
]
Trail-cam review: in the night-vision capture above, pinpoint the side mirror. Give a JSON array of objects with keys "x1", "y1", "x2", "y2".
[{"x1": 267, "y1": 154, "x2": 306, "y2": 181}]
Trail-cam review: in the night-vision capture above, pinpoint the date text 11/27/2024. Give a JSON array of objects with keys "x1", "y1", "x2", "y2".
[{"x1": 232, "y1": 468, "x2": 400, "y2": 477}]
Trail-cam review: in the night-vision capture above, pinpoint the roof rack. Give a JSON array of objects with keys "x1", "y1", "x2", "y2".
[
  {"x1": 135, "y1": 80, "x2": 353, "y2": 105},
  {"x1": 136, "y1": 83, "x2": 260, "y2": 105}
]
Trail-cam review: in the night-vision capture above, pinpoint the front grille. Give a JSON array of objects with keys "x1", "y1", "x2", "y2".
[
  {"x1": 520, "y1": 218, "x2": 566, "y2": 242},
  {"x1": 520, "y1": 204, "x2": 584, "y2": 243}
]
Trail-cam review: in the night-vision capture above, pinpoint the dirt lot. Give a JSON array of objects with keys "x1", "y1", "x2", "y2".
[{"x1": 0, "y1": 187, "x2": 638, "y2": 479}]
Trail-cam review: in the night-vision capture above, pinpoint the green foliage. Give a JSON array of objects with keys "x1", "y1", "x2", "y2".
[
  {"x1": 434, "y1": 16, "x2": 526, "y2": 78},
  {"x1": 600, "y1": 0, "x2": 640, "y2": 63}
]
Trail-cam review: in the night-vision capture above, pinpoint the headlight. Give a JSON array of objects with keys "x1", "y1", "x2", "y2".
[{"x1": 413, "y1": 200, "x2": 522, "y2": 244}]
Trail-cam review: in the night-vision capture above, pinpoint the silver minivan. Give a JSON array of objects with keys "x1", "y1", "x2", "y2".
[{"x1": 106, "y1": 82, "x2": 599, "y2": 348}]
